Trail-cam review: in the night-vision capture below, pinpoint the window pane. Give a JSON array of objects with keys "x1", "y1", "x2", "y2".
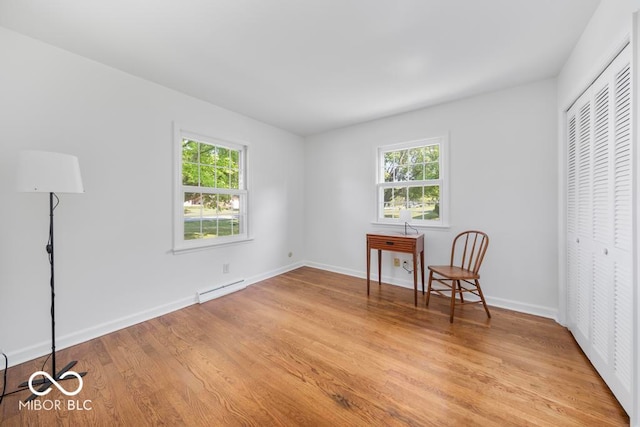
[
  {"x1": 200, "y1": 165, "x2": 216, "y2": 188},
  {"x1": 203, "y1": 194, "x2": 220, "y2": 237},
  {"x1": 410, "y1": 185, "x2": 440, "y2": 220},
  {"x1": 385, "y1": 159, "x2": 409, "y2": 182},
  {"x1": 397, "y1": 150, "x2": 409, "y2": 165},
  {"x1": 382, "y1": 187, "x2": 409, "y2": 218},
  {"x1": 384, "y1": 151, "x2": 400, "y2": 167},
  {"x1": 217, "y1": 194, "x2": 234, "y2": 236},
  {"x1": 395, "y1": 165, "x2": 409, "y2": 181},
  {"x1": 231, "y1": 196, "x2": 241, "y2": 234},
  {"x1": 384, "y1": 168, "x2": 394, "y2": 183},
  {"x1": 182, "y1": 162, "x2": 198, "y2": 186},
  {"x1": 384, "y1": 152, "x2": 399, "y2": 182},
  {"x1": 383, "y1": 188, "x2": 394, "y2": 218},
  {"x1": 393, "y1": 187, "x2": 407, "y2": 206},
  {"x1": 229, "y1": 170, "x2": 239, "y2": 189},
  {"x1": 200, "y1": 218, "x2": 218, "y2": 238},
  {"x1": 199, "y1": 143, "x2": 215, "y2": 165},
  {"x1": 410, "y1": 163, "x2": 425, "y2": 180},
  {"x1": 425, "y1": 144, "x2": 439, "y2": 161},
  {"x1": 215, "y1": 166, "x2": 228, "y2": 188},
  {"x1": 217, "y1": 146, "x2": 230, "y2": 166},
  {"x1": 424, "y1": 145, "x2": 440, "y2": 179},
  {"x1": 184, "y1": 192, "x2": 203, "y2": 240},
  {"x1": 408, "y1": 186, "x2": 423, "y2": 207},
  {"x1": 425, "y1": 161, "x2": 439, "y2": 179},
  {"x1": 203, "y1": 193, "x2": 217, "y2": 210},
  {"x1": 408, "y1": 147, "x2": 423, "y2": 165},
  {"x1": 182, "y1": 140, "x2": 199, "y2": 185},
  {"x1": 182, "y1": 140, "x2": 199, "y2": 162}
]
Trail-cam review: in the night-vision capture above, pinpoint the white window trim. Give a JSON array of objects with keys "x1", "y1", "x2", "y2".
[
  {"x1": 173, "y1": 123, "x2": 251, "y2": 253},
  {"x1": 374, "y1": 135, "x2": 450, "y2": 229}
]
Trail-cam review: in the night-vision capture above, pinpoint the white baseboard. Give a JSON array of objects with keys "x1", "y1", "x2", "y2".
[
  {"x1": 485, "y1": 296, "x2": 558, "y2": 320},
  {"x1": 4, "y1": 261, "x2": 307, "y2": 369},
  {"x1": 245, "y1": 261, "x2": 306, "y2": 285},
  {"x1": 303, "y1": 261, "x2": 558, "y2": 320},
  {"x1": 304, "y1": 261, "x2": 365, "y2": 279},
  {"x1": 5, "y1": 295, "x2": 196, "y2": 369}
]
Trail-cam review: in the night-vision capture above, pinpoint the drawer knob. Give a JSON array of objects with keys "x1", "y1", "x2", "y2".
[{"x1": 385, "y1": 241, "x2": 394, "y2": 245}]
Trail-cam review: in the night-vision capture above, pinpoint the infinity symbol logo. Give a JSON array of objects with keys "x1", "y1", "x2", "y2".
[{"x1": 28, "y1": 371, "x2": 84, "y2": 397}]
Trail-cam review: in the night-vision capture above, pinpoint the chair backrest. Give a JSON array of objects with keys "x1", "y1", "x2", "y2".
[{"x1": 449, "y1": 230, "x2": 489, "y2": 274}]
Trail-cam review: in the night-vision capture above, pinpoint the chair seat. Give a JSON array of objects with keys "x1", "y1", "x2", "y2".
[{"x1": 427, "y1": 265, "x2": 479, "y2": 280}]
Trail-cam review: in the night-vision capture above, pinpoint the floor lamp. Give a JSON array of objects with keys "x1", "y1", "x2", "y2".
[{"x1": 16, "y1": 150, "x2": 87, "y2": 402}]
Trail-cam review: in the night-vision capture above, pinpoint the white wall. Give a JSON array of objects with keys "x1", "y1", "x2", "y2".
[
  {"x1": 0, "y1": 27, "x2": 305, "y2": 366},
  {"x1": 558, "y1": 0, "x2": 632, "y2": 109},
  {"x1": 304, "y1": 78, "x2": 559, "y2": 318}
]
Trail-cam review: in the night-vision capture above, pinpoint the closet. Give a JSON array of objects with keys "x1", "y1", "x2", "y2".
[{"x1": 565, "y1": 44, "x2": 633, "y2": 414}]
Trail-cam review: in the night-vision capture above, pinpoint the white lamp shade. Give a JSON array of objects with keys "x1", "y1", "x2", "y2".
[
  {"x1": 399, "y1": 208, "x2": 412, "y2": 222},
  {"x1": 17, "y1": 150, "x2": 84, "y2": 193}
]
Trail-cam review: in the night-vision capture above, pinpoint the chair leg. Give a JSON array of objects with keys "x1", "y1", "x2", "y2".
[
  {"x1": 475, "y1": 279, "x2": 491, "y2": 319},
  {"x1": 449, "y1": 280, "x2": 456, "y2": 323},
  {"x1": 426, "y1": 271, "x2": 434, "y2": 307},
  {"x1": 457, "y1": 280, "x2": 464, "y2": 303}
]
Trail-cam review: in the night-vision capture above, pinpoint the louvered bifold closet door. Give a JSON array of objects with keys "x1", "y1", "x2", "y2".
[{"x1": 565, "y1": 44, "x2": 633, "y2": 414}]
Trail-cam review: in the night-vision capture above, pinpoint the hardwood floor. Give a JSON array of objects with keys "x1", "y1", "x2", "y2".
[{"x1": 0, "y1": 267, "x2": 629, "y2": 426}]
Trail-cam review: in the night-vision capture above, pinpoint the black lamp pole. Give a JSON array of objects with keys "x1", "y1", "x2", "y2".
[{"x1": 19, "y1": 192, "x2": 87, "y2": 402}]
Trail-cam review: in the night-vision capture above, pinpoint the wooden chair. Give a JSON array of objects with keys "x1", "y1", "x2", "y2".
[{"x1": 426, "y1": 230, "x2": 491, "y2": 323}]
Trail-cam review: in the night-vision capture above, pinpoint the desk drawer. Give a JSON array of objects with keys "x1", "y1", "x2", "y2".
[{"x1": 368, "y1": 236, "x2": 415, "y2": 252}]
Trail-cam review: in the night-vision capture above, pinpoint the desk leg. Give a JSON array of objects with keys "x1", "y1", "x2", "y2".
[
  {"x1": 366, "y1": 245, "x2": 370, "y2": 295},
  {"x1": 413, "y1": 252, "x2": 418, "y2": 306},
  {"x1": 377, "y1": 249, "x2": 382, "y2": 287},
  {"x1": 420, "y1": 250, "x2": 425, "y2": 294}
]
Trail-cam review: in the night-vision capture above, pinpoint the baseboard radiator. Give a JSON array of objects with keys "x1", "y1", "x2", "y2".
[{"x1": 197, "y1": 279, "x2": 246, "y2": 304}]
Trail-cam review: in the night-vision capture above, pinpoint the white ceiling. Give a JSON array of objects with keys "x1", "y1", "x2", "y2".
[{"x1": 0, "y1": 0, "x2": 601, "y2": 136}]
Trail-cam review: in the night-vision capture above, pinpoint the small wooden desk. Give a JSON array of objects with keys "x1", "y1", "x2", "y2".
[{"x1": 366, "y1": 232, "x2": 425, "y2": 306}]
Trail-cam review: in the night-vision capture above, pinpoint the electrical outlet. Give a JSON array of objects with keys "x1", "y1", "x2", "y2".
[
  {"x1": 223, "y1": 263, "x2": 230, "y2": 274},
  {"x1": 393, "y1": 258, "x2": 400, "y2": 267},
  {"x1": 402, "y1": 260, "x2": 413, "y2": 274}
]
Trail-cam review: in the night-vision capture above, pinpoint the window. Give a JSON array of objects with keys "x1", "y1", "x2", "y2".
[
  {"x1": 174, "y1": 127, "x2": 248, "y2": 251},
  {"x1": 376, "y1": 136, "x2": 448, "y2": 227}
]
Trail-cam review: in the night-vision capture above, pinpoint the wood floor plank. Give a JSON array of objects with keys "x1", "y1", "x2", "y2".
[{"x1": 0, "y1": 267, "x2": 629, "y2": 426}]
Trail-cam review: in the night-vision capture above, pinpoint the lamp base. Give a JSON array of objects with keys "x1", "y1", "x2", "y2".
[{"x1": 19, "y1": 360, "x2": 87, "y2": 403}]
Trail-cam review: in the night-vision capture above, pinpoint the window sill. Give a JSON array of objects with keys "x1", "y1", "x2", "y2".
[
  {"x1": 173, "y1": 236, "x2": 254, "y2": 255},
  {"x1": 370, "y1": 221, "x2": 450, "y2": 231}
]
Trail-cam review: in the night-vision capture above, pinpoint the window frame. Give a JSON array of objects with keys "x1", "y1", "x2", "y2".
[
  {"x1": 173, "y1": 125, "x2": 250, "y2": 252},
  {"x1": 375, "y1": 135, "x2": 449, "y2": 228}
]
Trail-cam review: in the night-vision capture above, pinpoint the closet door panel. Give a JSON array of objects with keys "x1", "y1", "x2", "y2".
[
  {"x1": 591, "y1": 255, "x2": 612, "y2": 363},
  {"x1": 610, "y1": 63, "x2": 632, "y2": 409},
  {"x1": 565, "y1": 45, "x2": 632, "y2": 414},
  {"x1": 613, "y1": 259, "x2": 633, "y2": 398},
  {"x1": 566, "y1": 113, "x2": 578, "y2": 327},
  {"x1": 613, "y1": 64, "x2": 632, "y2": 253}
]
